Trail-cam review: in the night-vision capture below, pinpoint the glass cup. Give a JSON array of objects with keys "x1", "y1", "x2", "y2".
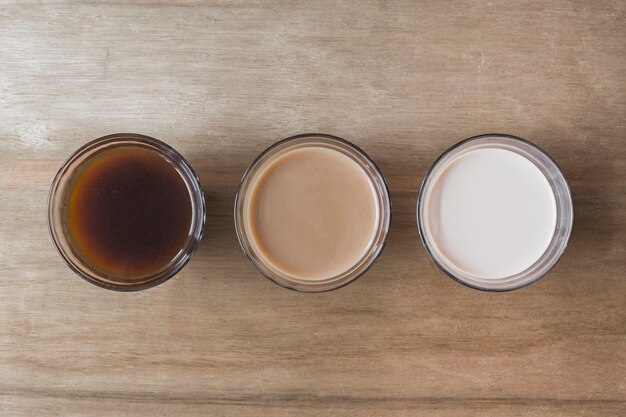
[
  {"x1": 234, "y1": 133, "x2": 392, "y2": 292},
  {"x1": 48, "y1": 133, "x2": 205, "y2": 291},
  {"x1": 417, "y1": 134, "x2": 574, "y2": 291}
]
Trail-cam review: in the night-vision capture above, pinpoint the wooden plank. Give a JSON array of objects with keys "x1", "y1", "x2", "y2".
[{"x1": 0, "y1": 1, "x2": 624, "y2": 416}]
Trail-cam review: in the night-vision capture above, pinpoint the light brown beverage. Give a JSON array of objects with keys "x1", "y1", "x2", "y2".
[{"x1": 242, "y1": 146, "x2": 379, "y2": 279}]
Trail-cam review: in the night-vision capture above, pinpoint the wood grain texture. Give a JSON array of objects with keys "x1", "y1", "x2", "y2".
[{"x1": 0, "y1": 1, "x2": 624, "y2": 416}]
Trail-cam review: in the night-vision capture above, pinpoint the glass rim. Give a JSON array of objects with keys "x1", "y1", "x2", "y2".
[
  {"x1": 47, "y1": 133, "x2": 206, "y2": 291},
  {"x1": 416, "y1": 133, "x2": 574, "y2": 292},
  {"x1": 234, "y1": 133, "x2": 392, "y2": 293}
]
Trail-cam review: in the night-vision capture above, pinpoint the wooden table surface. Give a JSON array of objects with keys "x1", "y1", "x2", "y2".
[{"x1": 1, "y1": 1, "x2": 624, "y2": 416}]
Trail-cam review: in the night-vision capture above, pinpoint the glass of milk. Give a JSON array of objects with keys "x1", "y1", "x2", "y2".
[{"x1": 417, "y1": 134, "x2": 573, "y2": 291}]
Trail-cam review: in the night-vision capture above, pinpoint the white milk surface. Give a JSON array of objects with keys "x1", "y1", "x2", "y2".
[{"x1": 424, "y1": 147, "x2": 557, "y2": 279}]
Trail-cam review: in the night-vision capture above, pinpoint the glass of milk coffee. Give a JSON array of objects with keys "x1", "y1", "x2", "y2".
[
  {"x1": 235, "y1": 133, "x2": 392, "y2": 292},
  {"x1": 417, "y1": 134, "x2": 573, "y2": 291}
]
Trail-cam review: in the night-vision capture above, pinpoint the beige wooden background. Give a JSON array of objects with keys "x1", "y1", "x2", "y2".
[{"x1": 1, "y1": 1, "x2": 624, "y2": 416}]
